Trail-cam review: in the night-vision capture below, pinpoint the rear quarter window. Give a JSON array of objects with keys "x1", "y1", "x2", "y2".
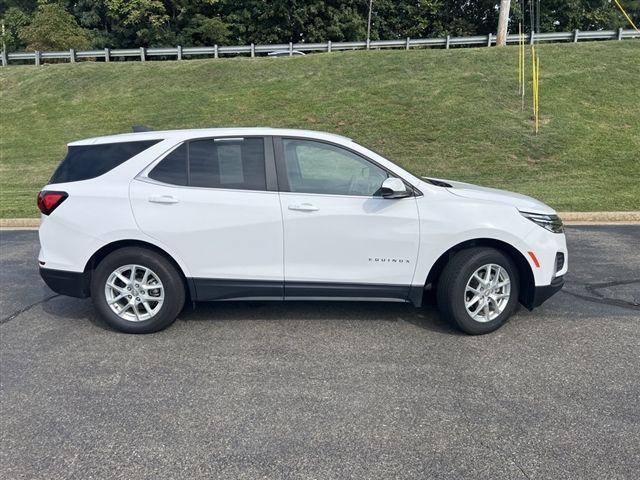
[{"x1": 50, "y1": 140, "x2": 161, "y2": 184}]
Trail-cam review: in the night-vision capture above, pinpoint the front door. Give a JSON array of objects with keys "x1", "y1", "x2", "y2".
[{"x1": 275, "y1": 137, "x2": 420, "y2": 300}]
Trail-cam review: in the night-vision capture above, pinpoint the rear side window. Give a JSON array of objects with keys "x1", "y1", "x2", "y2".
[
  {"x1": 147, "y1": 143, "x2": 188, "y2": 186},
  {"x1": 148, "y1": 138, "x2": 266, "y2": 191},
  {"x1": 50, "y1": 140, "x2": 161, "y2": 184}
]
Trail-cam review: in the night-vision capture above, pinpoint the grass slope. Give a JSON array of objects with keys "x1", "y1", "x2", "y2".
[{"x1": 1, "y1": 41, "x2": 639, "y2": 217}]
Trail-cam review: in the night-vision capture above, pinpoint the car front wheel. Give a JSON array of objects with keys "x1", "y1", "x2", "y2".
[
  {"x1": 437, "y1": 247, "x2": 519, "y2": 334},
  {"x1": 90, "y1": 247, "x2": 185, "y2": 333}
]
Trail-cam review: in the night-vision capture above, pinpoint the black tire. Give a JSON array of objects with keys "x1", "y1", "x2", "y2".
[
  {"x1": 90, "y1": 247, "x2": 185, "y2": 333},
  {"x1": 436, "y1": 247, "x2": 519, "y2": 335}
]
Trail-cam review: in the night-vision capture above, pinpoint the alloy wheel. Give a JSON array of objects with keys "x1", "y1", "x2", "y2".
[
  {"x1": 104, "y1": 264, "x2": 165, "y2": 322},
  {"x1": 464, "y1": 263, "x2": 511, "y2": 323}
]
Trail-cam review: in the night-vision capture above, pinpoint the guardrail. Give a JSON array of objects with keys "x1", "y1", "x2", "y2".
[{"x1": 1, "y1": 28, "x2": 638, "y2": 66}]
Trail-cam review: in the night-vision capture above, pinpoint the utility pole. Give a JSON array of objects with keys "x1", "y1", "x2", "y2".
[
  {"x1": 1, "y1": 21, "x2": 6, "y2": 67},
  {"x1": 367, "y1": 0, "x2": 373, "y2": 46},
  {"x1": 496, "y1": 0, "x2": 511, "y2": 46}
]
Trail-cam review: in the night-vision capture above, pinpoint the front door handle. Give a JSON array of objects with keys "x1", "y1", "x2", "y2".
[
  {"x1": 148, "y1": 195, "x2": 179, "y2": 204},
  {"x1": 288, "y1": 203, "x2": 318, "y2": 212}
]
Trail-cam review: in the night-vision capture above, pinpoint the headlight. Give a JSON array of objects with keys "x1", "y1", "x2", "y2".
[{"x1": 520, "y1": 212, "x2": 564, "y2": 233}]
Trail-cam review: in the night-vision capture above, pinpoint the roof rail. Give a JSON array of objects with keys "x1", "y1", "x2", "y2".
[{"x1": 132, "y1": 125, "x2": 153, "y2": 132}]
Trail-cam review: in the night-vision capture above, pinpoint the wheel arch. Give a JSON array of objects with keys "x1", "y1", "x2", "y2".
[
  {"x1": 83, "y1": 240, "x2": 195, "y2": 301},
  {"x1": 419, "y1": 238, "x2": 535, "y2": 309}
]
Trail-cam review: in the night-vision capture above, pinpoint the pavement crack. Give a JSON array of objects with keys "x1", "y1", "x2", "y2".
[
  {"x1": 560, "y1": 289, "x2": 639, "y2": 311},
  {"x1": 515, "y1": 462, "x2": 531, "y2": 480},
  {"x1": 0, "y1": 294, "x2": 60, "y2": 325},
  {"x1": 585, "y1": 279, "x2": 640, "y2": 306}
]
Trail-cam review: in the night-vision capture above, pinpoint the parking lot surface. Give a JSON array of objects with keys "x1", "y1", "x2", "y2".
[{"x1": 1, "y1": 226, "x2": 639, "y2": 479}]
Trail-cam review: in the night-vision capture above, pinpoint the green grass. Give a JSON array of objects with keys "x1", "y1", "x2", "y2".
[{"x1": 1, "y1": 41, "x2": 639, "y2": 217}]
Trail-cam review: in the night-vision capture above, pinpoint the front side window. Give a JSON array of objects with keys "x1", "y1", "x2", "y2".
[
  {"x1": 282, "y1": 139, "x2": 388, "y2": 196},
  {"x1": 148, "y1": 138, "x2": 266, "y2": 191}
]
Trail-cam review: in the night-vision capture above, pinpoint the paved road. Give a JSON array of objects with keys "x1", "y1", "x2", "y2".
[{"x1": 1, "y1": 227, "x2": 639, "y2": 479}]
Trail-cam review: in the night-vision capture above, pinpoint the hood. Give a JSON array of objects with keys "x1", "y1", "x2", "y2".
[{"x1": 422, "y1": 177, "x2": 556, "y2": 215}]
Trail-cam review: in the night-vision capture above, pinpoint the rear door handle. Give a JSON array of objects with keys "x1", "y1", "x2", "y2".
[
  {"x1": 148, "y1": 195, "x2": 179, "y2": 204},
  {"x1": 288, "y1": 203, "x2": 318, "y2": 212}
]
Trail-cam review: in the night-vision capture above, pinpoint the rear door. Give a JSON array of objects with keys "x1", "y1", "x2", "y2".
[
  {"x1": 130, "y1": 136, "x2": 284, "y2": 300},
  {"x1": 275, "y1": 137, "x2": 420, "y2": 300}
]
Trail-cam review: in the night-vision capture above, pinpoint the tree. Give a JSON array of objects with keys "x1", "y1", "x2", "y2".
[
  {"x1": 69, "y1": 0, "x2": 112, "y2": 47},
  {"x1": 19, "y1": 2, "x2": 91, "y2": 50},
  {"x1": 0, "y1": 0, "x2": 38, "y2": 14},
  {"x1": 216, "y1": 0, "x2": 367, "y2": 44},
  {"x1": 365, "y1": 0, "x2": 441, "y2": 40},
  {"x1": 3, "y1": 0, "x2": 640, "y2": 50},
  {"x1": 496, "y1": 0, "x2": 511, "y2": 45},
  {"x1": 104, "y1": 0, "x2": 171, "y2": 46},
  {"x1": 179, "y1": 13, "x2": 229, "y2": 46},
  {"x1": 521, "y1": 0, "x2": 638, "y2": 32},
  {"x1": 1, "y1": 7, "x2": 30, "y2": 51}
]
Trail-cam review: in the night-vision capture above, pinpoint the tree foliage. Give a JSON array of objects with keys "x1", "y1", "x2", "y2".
[
  {"x1": 18, "y1": 2, "x2": 91, "y2": 50},
  {"x1": 1, "y1": 6, "x2": 30, "y2": 50},
  {"x1": 1, "y1": 0, "x2": 639, "y2": 51}
]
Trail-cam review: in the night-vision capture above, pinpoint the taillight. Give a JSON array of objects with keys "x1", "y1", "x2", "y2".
[{"x1": 37, "y1": 191, "x2": 68, "y2": 215}]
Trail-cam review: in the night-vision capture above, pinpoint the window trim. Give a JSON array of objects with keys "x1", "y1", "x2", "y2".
[
  {"x1": 273, "y1": 136, "x2": 420, "y2": 198},
  {"x1": 138, "y1": 136, "x2": 277, "y2": 192}
]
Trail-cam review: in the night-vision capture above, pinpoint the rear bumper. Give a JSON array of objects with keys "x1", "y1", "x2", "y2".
[
  {"x1": 40, "y1": 267, "x2": 90, "y2": 298},
  {"x1": 528, "y1": 275, "x2": 564, "y2": 309}
]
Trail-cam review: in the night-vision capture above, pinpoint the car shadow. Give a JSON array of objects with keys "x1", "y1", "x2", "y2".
[
  {"x1": 40, "y1": 296, "x2": 460, "y2": 335},
  {"x1": 181, "y1": 300, "x2": 460, "y2": 335}
]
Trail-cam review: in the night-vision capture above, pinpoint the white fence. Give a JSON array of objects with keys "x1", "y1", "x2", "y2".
[{"x1": 1, "y1": 28, "x2": 638, "y2": 66}]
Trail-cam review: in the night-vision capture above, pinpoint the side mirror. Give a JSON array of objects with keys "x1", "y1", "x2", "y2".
[{"x1": 381, "y1": 177, "x2": 411, "y2": 199}]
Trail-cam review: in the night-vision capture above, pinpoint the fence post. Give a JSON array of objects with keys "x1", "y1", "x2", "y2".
[
  {"x1": 104, "y1": 48, "x2": 110, "y2": 62},
  {"x1": 617, "y1": 27, "x2": 623, "y2": 40},
  {"x1": 327, "y1": 40, "x2": 332, "y2": 53},
  {"x1": 573, "y1": 29, "x2": 579, "y2": 43},
  {"x1": 446, "y1": 35, "x2": 450, "y2": 49},
  {"x1": 214, "y1": 44, "x2": 218, "y2": 59},
  {"x1": 34, "y1": 50, "x2": 40, "y2": 66},
  {"x1": 69, "y1": 48, "x2": 75, "y2": 63},
  {"x1": 251, "y1": 43, "x2": 255, "y2": 58},
  {"x1": 1, "y1": 50, "x2": 7, "y2": 67},
  {"x1": 406, "y1": 37, "x2": 410, "y2": 50},
  {"x1": 140, "y1": 47, "x2": 145, "y2": 61},
  {"x1": 530, "y1": 31, "x2": 535, "y2": 45},
  {"x1": 487, "y1": 33, "x2": 492, "y2": 46},
  {"x1": 289, "y1": 42, "x2": 293, "y2": 56},
  {"x1": 177, "y1": 45, "x2": 182, "y2": 60}
]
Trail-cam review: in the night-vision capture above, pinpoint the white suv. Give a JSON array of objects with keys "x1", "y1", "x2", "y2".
[{"x1": 38, "y1": 128, "x2": 567, "y2": 334}]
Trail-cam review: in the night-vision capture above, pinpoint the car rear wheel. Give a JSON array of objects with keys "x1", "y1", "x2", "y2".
[
  {"x1": 90, "y1": 247, "x2": 185, "y2": 333},
  {"x1": 437, "y1": 247, "x2": 519, "y2": 334}
]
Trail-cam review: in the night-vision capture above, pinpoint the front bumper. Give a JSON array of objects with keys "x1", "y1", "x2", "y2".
[
  {"x1": 40, "y1": 267, "x2": 90, "y2": 298},
  {"x1": 528, "y1": 275, "x2": 564, "y2": 309}
]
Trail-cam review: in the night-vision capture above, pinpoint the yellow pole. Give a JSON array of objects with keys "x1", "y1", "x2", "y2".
[
  {"x1": 518, "y1": 22, "x2": 522, "y2": 94},
  {"x1": 531, "y1": 45, "x2": 536, "y2": 132},
  {"x1": 521, "y1": 24, "x2": 525, "y2": 109},
  {"x1": 613, "y1": 0, "x2": 640, "y2": 32},
  {"x1": 535, "y1": 55, "x2": 540, "y2": 134}
]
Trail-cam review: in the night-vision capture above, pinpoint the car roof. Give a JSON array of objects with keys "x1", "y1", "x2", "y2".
[{"x1": 67, "y1": 128, "x2": 352, "y2": 146}]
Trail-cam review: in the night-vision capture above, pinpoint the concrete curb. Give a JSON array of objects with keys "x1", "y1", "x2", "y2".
[
  {"x1": 1, "y1": 218, "x2": 40, "y2": 228},
  {"x1": 559, "y1": 211, "x2": 640, "y2": 223},
  {"x1": 1, "y1": 212, "x2": 639, "y2": 229}
]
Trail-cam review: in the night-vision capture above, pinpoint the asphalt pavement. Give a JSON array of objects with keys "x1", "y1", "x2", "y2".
[{"x1": 1, "y1": 226, "x2": 639, "y2": 479}]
